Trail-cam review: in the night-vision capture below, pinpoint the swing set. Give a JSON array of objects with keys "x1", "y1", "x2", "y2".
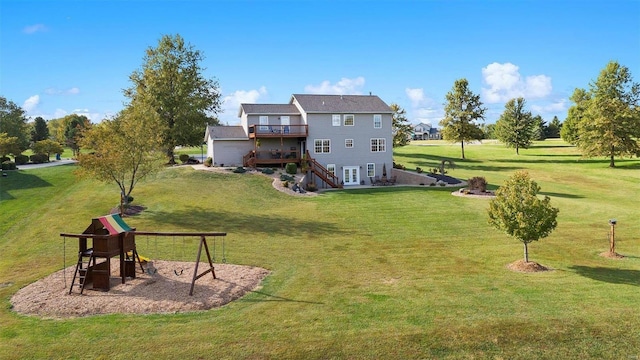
[{"x1": 61, "y1": 214, "x2": 226, "y2": 296}]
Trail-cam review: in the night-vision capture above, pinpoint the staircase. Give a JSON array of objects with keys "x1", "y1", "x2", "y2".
[
  {"x1": 305, "y1": 151, "x2": 342, "y2": 189},
  {"x1": 242, "y1": 151, "x2": 257, "y2": 167},
  {"x1": 69, "y1": 249, "x2": 95, "y2": 295}
]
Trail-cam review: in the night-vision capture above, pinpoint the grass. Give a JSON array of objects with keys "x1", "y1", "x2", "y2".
[{"x1": 1, "y1": 140, "x2": 640, "y2": 359}]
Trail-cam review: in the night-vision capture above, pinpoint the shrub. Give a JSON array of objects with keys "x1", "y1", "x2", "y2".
[
  {"x1": 280, "y1": 174, "x2": 294, "y2": 182},
  {"x1": 416, "y1": 167, "x2": 423, "y2": 173},
  {"x1": 282, "y1": 181, "x2": 289, "y2": 188},
  {"x1": 204, "y1": 157, "x2": 213, "y2": 167},
  {"x1": 233, "y1": 166, "x2": 247, "y2": 173},
  {"x1": 1, "y1": 161, "x2": 16, "y2": 170},
  {"x1": 29, "y1": 153, "x2": 48, "y2": 164},
  {"x1": 14, "y1": 154, "x2": 29, "y2": 165},
  {"x1": 0, "y1": 156, "x2": 9, "y2": 163},
  {"x1": 261, "y1": 168, "x2": 274, "y2": 175},
  {"x1": 468, "y1": 176, "x2": 488, "y2": 192},
  {"x1": 179, "y1": 154, "x2": 190, "y2": 163},
  {"x1": 306, "y1": 182, "x2": 317, "y2": 192},
  {"x1": 285, "y1": 162, "x2": 297, "y2": 175}
]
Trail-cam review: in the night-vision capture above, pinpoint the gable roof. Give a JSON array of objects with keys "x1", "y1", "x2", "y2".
[
  {"x1": 238, "y1": 104, "x2": 300, "y2": 117},
  {"x1": 204, "y1": 125, "x2": 248, "y2": 141},
  {"x1": 291, "y1": 94, "x2": 392, "y2": 114}
]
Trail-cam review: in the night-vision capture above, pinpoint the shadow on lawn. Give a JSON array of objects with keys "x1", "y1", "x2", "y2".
[
  {"x1": 539, "y1": 191, "x2": 584, "y2": 199},
  {"x1": 568, "y1": 265, "x2": 640, "y2": 286},
  {"x1": 0, "y1": 170, "x2": 53, "y2": 200},
  {"x1": 144, "y1": 206, "x2": 348, "y2": 237}
]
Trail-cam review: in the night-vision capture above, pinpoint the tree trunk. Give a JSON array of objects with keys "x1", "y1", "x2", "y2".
[
  {"x1": 609, "y1": 145, "x2": 615, "y2": 167},
  {"x1": 516, "y1": 144, "x2": 519, "y2": 155},
  {"x1": 523, "y1": 242, "x2": 529, "y2": 263},
  {"x1": 166, "y1": 148, "x2": 176, "y2": 164},
  {"x1": 461, "y1": 141, "x2": 465, "y2": 159}
]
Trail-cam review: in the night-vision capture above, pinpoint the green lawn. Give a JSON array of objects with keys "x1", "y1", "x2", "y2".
[{"x1": 1, "y1": 140, "x2": 639, "y2": 359}]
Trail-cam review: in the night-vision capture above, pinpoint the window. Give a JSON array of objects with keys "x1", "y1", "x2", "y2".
[
  {"x1": 373, "y1": 114, "x2": 382, "y2": 129},
  {"x1": 332, "y1": 114, "x2": 341, "y2": 126},
  {"x1": 327, "y1": 164, "x2": 335, "y2": 176},
  {"x1": 367, "y1": 163, "x2": 375, "y2": 177},
  {"x1": 344, "y1": 114, "x2": 354, "y2": 126},
  {"x1": 345, "y1": 139, "x2": 354, "y2": 148},
  {"x1": 370, "y1": 138, "x2": 386, "y2": 152},
  {"x1": 314, "y1": 139, "x2": 331, "y2": 154},
  {"x1": 259, "y1": 116, "x2": 268, "y2": 131}
]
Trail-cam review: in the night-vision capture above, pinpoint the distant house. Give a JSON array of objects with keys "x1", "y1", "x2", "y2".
[
  {"x1": 412, "y1": 122, "x2": 441, "y2": 140},
  {"x1": 204, "y1": 94, "x2": 394, "y2": 188}
]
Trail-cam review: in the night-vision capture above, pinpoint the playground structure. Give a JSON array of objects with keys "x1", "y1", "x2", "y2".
[{"x1": 60, "y1": 214, "x2": 226, "y2": 296}]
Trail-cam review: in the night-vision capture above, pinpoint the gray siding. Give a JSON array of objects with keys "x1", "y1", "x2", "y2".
[{"x1": 211, "y1": 140, "x2": 252, "y2": 167}]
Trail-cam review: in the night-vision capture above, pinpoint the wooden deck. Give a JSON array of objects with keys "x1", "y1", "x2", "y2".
[{"x1": 248, "y1": 124, "x2": 307, "y2": 139}]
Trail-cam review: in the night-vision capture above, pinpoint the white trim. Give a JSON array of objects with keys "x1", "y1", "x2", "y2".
[
  {"x1": 370, "y1": 138, "x2": 386, "y2": 152},
  {"x1": 367, "y1": 163, "x2": 375, "y2": 177},
  {"x1": 314, "y1": 139, "x2": 331, "y2": 154},
  {"x1": 327, "y1": 164, "x2": 336, "y2": 176},
  {"x1": 345, "y1": 139, "x2": 354, "y2": 148}
]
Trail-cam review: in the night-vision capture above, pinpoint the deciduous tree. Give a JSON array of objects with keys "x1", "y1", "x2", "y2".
[
  {"x1": 64, "y1": 114, "x2": 91, "y2": 157},
  {"x1": 439, "y1": 79, "x2": 486, "y2": 159},
  {"x1": 77, "y1": 103, "x2": 166, "y2": 206},
  {"x1": 124, "y1": 34, "x2": 222, "y2": 163},
  {"x1": 494, "y1": 98, "x2": 535, "y2": 154},
  {"x1": 0, "y1": 133, "x2": 21, "y2": 158},
  {"x1": 0, "y1": 96, "x2": 30, "y2": 152},
  {"x1": 32, "y1": 139, "x2": 64, "y2": 160},
  {"x1": 390, "y1": 103, "x2": 413, "y2": 147},
  {"x1": 561, "y1": 88, "x2": 590, "y2": 145},
  {"x1": 575, "y1": 61, "x2": 640, "y2": 167},
  {"x1": 488, "y1": 171, "x2": 559, "y2": 263}
]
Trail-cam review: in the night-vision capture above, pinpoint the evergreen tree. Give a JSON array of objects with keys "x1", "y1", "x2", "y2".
[
  {"x1": 494, "y1": 98, "x2": 535, "y2": 154},
  {"x1": 390, "y1": 103, "x2": 413, "y2": 147}
]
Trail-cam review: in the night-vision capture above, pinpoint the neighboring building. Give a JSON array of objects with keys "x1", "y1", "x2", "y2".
[
  {"x1": 412, "y1": 122, "x2": 441, "y2": 140},
  {"x1": 204, "y1": 94, "x2": 394, "y2": 188}
]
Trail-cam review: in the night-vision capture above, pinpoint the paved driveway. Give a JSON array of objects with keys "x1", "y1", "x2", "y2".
[{"x1": 16, "y1": 159, "x2": 77, "y2": 170}]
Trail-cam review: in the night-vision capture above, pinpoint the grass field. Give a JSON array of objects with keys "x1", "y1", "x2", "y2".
[{"x1": 1, "y1": 140, "x2": 639, "y2": 359}]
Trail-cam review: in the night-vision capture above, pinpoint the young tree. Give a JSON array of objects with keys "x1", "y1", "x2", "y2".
[
  {"x1": 439, "y1": 78, "x2": 486, "y2": 159},
  {"x1": 390, "y1": 103, "x2": 413, "y2": 147},
  {"x1": 494, "y1": 98, "x2": 535, "y2": 154},
  {"x1": 64, "y1": 114, "x2": 91, "y2": 157},
  {"x1": 488, "y1": 171, "x2": 559, "y2": 263},
  {"x1": 561, "y1": 88, "x2": 590, "y2": 145},
  {"x1": 532, "y1": 114, "x2": 546, "y2": 141},
  {"x1": 0, "y1": 133, "x2": 21, "y2": 158},
  {"x1": 575, "y1": 61, "x2": 640, "y2": 167},
  {"x1": 0, "y1": 96, "x2": 30, "y2": 152},
  {"x1": 77, "y1": 103, "x2": 166, "y2": 206},
  {"x1": 124, "y1": 34, "x2": 222, "y2": 163},
  {"x1": 30, "y1": 116, "x2": 49, "y2": 143},
  {"x1": 32, "y1": 139, "x2": 64, "y2": 160}
]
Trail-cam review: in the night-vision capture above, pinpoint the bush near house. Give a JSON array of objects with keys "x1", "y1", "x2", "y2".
[{"x1": 285, "y1": 162, "x2": 297, "y2": 175}]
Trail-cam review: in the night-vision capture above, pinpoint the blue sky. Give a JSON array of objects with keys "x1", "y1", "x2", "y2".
[{"x1": 1, "y1": 0, "x2": 639, "y2": 126}]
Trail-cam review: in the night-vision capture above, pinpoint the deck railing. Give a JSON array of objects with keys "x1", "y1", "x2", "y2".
[{"x1": 248, "y1": 124, "x2": 307, "y2": 138}]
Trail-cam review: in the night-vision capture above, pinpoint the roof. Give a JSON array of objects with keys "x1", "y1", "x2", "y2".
[
  {"x1": 291, "y1": 94, "x2": 393, "y2": 113},
  {"x1": 238, "y1": 104, "x2": 300, "y2": 117},
  {"x1": 204, "y1": 125, "x2": 248, "y2": 141}
]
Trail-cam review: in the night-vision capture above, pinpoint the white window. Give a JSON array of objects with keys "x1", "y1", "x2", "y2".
[
  {"x1": 345, "y1": 139, "x2": 354, "y2": 148},
  {"x1": 367, "y1": 163, "x2": 375, "y2": 177},
  {"x1": 327, "y1": 164, "x2": 336, "y2": 176},
  {"x1": 314, "y1": 139, "x2": 331, "y2": 154},
  {"x1": 259, "y1": 116, "x2": 268, "y2": 131},
  {"x1": 373, "y1": 114, "x2": 382, "y2": 129},
  {"x1": 370, "y1": 138, "x2": 386, "y2": 152},
  {"x1": 332, "y1": 114, "x2": 341, "y2": 126},
  {"x1": 344, "y1": 114, "x2": 354, "y2": 126}
]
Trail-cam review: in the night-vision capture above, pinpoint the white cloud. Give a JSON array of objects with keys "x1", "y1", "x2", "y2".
[
  {"x1": 44, "y1": 87, "x2": 80, "y2": 95},
  {"x1": 405, "y1": 88, "x2": 427, "y2": 107},
  {"x1": 304, "y1": 77, "x2": 365, "y2": 95},
  {"x1": 481, "y1": 62, "x2": 552, "y2": 103},
  {"x1": 54, "y1": 109, "x2": 68, "y2": 118},
  {"x1": 23, "y1": 24, "x2": 48, "y2": 34},
  {"x1": 23, "y1": 95, "x2": 40, "y2": 113},
  {"x1": 219, "y1": 86, "x2": 268, "y2": 124},
  {"x1": 531, "y1": 99, "x2": 568, "y2": 114}
]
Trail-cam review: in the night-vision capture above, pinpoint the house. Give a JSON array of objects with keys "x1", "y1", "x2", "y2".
[
  {"x1": 412, "y1": 122, "x2": 441, "y2": 140},
  {"x1": 204, "y1": 94, "x2": 394, "y2": 188}
]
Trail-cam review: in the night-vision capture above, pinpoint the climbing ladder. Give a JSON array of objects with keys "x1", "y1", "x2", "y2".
[{"x1": 69, "y1": 249, "x2": 95, "y2": 295}]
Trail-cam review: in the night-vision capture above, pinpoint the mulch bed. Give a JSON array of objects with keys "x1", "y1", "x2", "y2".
[{"x1": 507, "y1": 259, "x2": 552, "y2": 273}]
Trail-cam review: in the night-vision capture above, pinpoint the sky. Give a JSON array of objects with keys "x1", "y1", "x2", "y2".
[{"x1": 1, "y1": 0, "x2": 639, "y2": 127}]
